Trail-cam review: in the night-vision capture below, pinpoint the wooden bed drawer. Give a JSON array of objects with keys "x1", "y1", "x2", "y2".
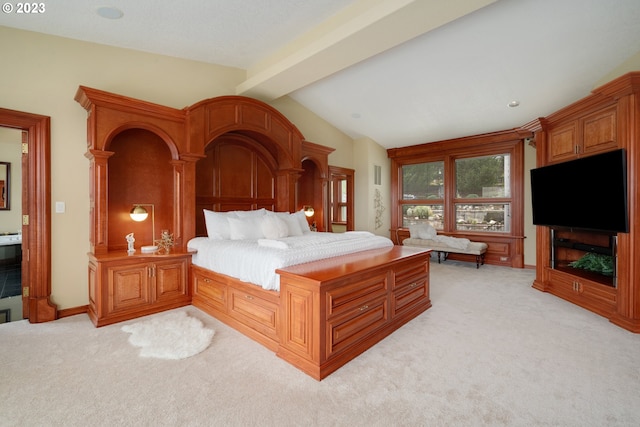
[
  {"x1": 326, "y1": 272, "x2": 388, "y2": 317},
  {"x1": 392, "y1": 275, "x2": 428, "y2": 318},
  {"x1": 192, "y1": 271, "x2": 227, "y2": 312},
  {"x1": 228, "y1": 286, "x2": 279, "y2": 340},
  {"x1": 327, "y1": 294, "x2": 388, "y2": 357},
  {"x1": 393, "y1": 260, "x2": 428, "y2": 290}
]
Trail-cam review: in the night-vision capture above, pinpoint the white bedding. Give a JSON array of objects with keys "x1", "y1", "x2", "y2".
[{"x1": 188, "y1": 231, "x2": 394, "y2": 291}]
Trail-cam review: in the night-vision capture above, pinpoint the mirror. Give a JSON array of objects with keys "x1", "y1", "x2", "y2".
[{"x1": 0, "y1": 161, "x2": 9, "y2": 210}]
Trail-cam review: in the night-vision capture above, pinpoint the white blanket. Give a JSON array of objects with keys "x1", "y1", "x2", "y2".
[{"x1": 188, "y1": 231, "x2": 394, "y2": 291}]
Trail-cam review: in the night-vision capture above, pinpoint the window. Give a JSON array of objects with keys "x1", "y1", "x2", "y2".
[
  {"x1": 328, "y1": 166, "x2": 354, "y2": 232},
  {"x1": 454, "y1": 154, "x2": 511, "y2": 232},
  {"x1": 390, "y1": 133, "x2": 523, "y2": 238},
  {"x1": 401, "y1": 161, "x2": 444, "y2": 229}
]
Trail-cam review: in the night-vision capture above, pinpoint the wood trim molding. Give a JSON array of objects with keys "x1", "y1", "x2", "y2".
[{"x1": 0, "y1": 107, "x2": 56, "y2": 323}]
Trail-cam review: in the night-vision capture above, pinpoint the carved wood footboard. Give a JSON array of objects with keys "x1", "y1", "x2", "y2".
[{"x1": 191, "y1": 245, "x2": 431, "y2": 380}]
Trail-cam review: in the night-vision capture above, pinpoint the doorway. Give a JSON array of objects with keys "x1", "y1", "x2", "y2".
[
  {"x1": 0, "y1": 107, "x2": 55, "y2": 323},
  {"x1": 0, "y1": 127, "x2": 23, "y2": 322}
]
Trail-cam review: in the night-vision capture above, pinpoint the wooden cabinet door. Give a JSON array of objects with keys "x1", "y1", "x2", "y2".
[
  {"x1": 547, "y1": 106, "x2": 618, "y2": 164},
  {"x1": 547, "y1": 122, "x2": 578, "y2": 163},
  {"x1": 547, "y1": 268, "x2": 616, "y2": 317},
  {"x1": 154, "y1": 258, "x2": 188, "y2": 302},
  {"x1": 582, "y1": 106, "x2": 617, "y2": 156},
  {"x1": 107, "y1": 263, "x2": 151, "y2": 314}
]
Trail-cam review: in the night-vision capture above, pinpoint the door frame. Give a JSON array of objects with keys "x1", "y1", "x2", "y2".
[
  {"x1": 0, "y1": 107, "x2": 56, "y2": 322},
  {"x1": 328, "y1": 165, "x2": 355, "y2": 232}
]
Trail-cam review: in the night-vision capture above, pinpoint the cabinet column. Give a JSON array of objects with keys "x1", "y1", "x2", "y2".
[{"x1": 85, "y1": 149, "x2": 114, "y2": 255}]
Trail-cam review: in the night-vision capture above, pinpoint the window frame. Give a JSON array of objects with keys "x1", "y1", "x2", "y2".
[{"x1": 389, "y1": 131, "x2": 525, "y2": 241}]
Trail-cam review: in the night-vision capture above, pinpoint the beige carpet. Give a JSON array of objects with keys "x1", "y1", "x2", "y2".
[{"x1": 1, "y1": 259, "x2": 639, "y2": 426}]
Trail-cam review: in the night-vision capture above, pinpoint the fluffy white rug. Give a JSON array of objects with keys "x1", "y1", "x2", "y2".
[{"x1": 121, "y1": 310, "x2": 214, "y2": 359}]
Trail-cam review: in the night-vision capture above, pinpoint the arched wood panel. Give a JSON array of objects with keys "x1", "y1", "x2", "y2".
[
  {"x1": 195, "y1": 134, "x2": 277, "y2": 236},
  {"x1": 187, "y1": 97, "x2": 305, "y2": 213},
  {"x1": 107, "y1": 129, "x2": 174, "y2": 250}
]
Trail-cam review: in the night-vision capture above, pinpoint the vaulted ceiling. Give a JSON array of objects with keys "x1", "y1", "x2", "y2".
[{"x1": 1, "y1": 0, "x2": 639, "y2": 148}]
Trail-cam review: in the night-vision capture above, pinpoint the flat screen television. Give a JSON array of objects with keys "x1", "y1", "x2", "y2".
[{"x1": 530, "y1": 148, "x2": 628, "y2": 233}]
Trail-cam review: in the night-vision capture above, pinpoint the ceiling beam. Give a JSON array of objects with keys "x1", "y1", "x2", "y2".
[{"x1": 235, "y1": 0, "x2": 496, "y2": 101}]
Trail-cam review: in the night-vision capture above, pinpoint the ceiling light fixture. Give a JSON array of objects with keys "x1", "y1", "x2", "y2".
[
  {"x1": 508, "y1": 101, "x2": 520, "y2": 108},
  {"x1": 96, "y1": 6, "x2": 124, "y2": 20}
]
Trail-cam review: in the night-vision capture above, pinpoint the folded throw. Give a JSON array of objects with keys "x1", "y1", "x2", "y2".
[{"x1": 258, "y1": 239, "x2": 289, "y2": 249}]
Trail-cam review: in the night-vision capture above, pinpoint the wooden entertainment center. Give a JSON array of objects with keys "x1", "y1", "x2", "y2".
[{"x1": 528, "y1": 72, "x2": 640, "y2": 332}]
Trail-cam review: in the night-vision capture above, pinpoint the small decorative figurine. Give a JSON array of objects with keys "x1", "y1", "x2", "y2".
[
  {"x1": 126, "y1": 232, "x2": 135, "y2": 254},
  {"x1": 155, "y1": 229, "x2": 174, "y2": 254}
]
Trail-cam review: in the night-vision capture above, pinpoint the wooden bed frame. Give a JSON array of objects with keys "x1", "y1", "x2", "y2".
[
  {"x1": 192, "y1": 245, "x2": 431, "y2": 380},
  {"x1": 187, "y1": 97, "x2": 432, "y2": 379},
  {"x1": 76, "y1": 87, "x2": 432, "y2": 379}
]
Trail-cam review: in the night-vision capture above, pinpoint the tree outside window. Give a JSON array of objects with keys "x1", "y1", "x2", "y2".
[{"x1": 400, "y1": 154, "x2": 511, "y2": 233}]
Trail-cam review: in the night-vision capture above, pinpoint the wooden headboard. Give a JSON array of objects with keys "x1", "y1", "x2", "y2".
[
  {"x1": 77, "y1": 86, "x2": 332, "y2": 250},
  {"x1": 195, "y1": 133, "x2": 279, "y2": 236},
  {"x1": 187, "y1": 96, "x2": 306, "y2": 237}
]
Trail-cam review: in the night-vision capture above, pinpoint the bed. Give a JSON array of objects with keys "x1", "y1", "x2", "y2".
[
  {"x1": 184, "y1": 96, "x2": 431, "y2": 379},
  {"x1": 188, "y1": 209, "x2": 432, "y2": 380}
]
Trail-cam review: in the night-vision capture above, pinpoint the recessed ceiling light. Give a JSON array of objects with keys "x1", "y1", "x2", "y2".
[
  {"x1": 508, "y1": 100, "x2": 520, "y2": 108},
  {"x1": 96, "y1": 6, "x2": 124, "y2": 19}
]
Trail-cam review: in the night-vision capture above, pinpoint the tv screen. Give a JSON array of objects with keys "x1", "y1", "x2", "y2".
[{"x1": 530, "y1": 149, "x2": 628, "y2": 233}]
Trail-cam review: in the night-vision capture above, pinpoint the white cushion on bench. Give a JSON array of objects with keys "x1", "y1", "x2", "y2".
[{"x1": 403, "y1": 237, "x2": 488, "y2": 255}]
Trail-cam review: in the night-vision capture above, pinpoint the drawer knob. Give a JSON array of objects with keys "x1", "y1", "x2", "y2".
[
  {"x1": 359, "y1": 305, "x2": 369, "y2": 311},
  {"x1": 245, "y1": 295, "x2": 254, "y2": 300}
]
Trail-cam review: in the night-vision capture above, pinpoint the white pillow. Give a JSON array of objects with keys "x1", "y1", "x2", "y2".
[
  {"x1": 294, "y1": 209, "x2": 311, "y2": 233},
  {"x1": 267, "y1": 211, "x2": 304, "y2": 236},
  {"x1": 283, "y1": 214, "x2": 303, "y2": 236},
  {"x1": 233, "y1": 208, "x2": 266, "y2": 218},
  {"x1": 228, "y1": 216, "x2": 265, "y2": 240},
  {"x1": 204, "y1": 209, "x2": 234, "y2": 240},
  {"x1": 409, "y1": 223, "x2": 437, "y2": 240},
  {"x1": 261, "y1": 215, "x2": 289, "y2": 239}
]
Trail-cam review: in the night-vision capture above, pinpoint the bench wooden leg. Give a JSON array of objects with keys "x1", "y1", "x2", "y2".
[{"x1": 475, "y1": 253, "x2": 486, "y2": 268}]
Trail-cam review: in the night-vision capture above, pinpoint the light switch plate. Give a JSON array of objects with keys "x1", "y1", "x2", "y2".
[{"x1": 55, "y1": 201, "x2": 65, "y2": 213}]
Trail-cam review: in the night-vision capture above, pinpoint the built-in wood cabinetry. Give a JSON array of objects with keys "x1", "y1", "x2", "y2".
[
  {"x1": 299, "y1": 141, "x2": 335, "y2": 232},
  {"x1": 88, "y1": 252, "x2": 191, "y2": 327},
  {"x1": 76, "y1": 87, "x2": 337, "y2": 327},
  {"x1": 531, "y1": 72, "x2": 640, "y2": 332},
  {"x1": 276, "y1": 246, "x2": 430, "y2": 380},
  {"x1": 546, "y1": 104, "x2": 618, "y2": 164},
  {"x1": 76, "y1": 86, "x2": 195, "y2": 326}
]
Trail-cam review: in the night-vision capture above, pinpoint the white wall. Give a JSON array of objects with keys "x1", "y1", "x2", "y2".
[{"x1": 353, "y1": 137, "x2": 391, "y2": 237}]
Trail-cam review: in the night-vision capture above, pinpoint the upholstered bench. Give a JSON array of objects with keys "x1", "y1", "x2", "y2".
[{"x1": 402, "y1": 237, "x2": 488, "y2": 268}]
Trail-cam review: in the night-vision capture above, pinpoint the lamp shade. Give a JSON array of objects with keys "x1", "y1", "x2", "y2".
[
  {"x1": 130, "y1": 205, "x2": 149, "y2": 222},
  {"x1": 303, "y1": 206, "x2": 314, "y2": 217}
]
